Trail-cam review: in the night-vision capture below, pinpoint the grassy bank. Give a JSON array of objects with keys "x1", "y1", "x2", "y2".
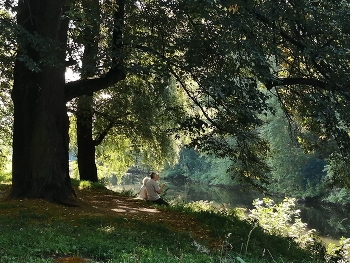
[{"x1": 0, "y1": 182, "x2": 339, "y2": 262}]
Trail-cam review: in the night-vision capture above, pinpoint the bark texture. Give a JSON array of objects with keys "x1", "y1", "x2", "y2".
[
  {"x1": 77, "y1": 95, "x2": 98, "y2": 182},
  {"x1": 11, "y1": 0, "x2": 76, "y2": 205},
  {"x1": 10, "y1": 0, "x2": 126, "y2": 204}
]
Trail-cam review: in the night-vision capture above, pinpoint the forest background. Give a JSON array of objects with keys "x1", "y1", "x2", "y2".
[{"x1": 0, "y1": 0, "x2": 350, "y2": 209}]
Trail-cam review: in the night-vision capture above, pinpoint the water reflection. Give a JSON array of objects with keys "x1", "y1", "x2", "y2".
[
  {"x1": 110, "y1": 173, "x2": 263, "y2": 208},
  {"x1": 299, "y1": 205, "x2": 350, "y2": 240},
  {"x1": 109, "y1": 173, "x2": 350, "y2": 241}
]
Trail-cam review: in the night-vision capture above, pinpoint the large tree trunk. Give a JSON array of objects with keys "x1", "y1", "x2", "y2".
[{"x1": 10, "y1": 0, "x2": 76, "y2": 205}]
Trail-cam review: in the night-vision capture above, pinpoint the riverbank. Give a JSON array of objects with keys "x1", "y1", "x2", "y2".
[
  {"x1": 112, "y1": 172, "x2": 350, "y2": 243},
  {"x1": 0, "y1": 182, "x2": 332, "y2": 262}
]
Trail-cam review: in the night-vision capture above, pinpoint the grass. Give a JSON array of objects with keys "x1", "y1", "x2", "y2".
[
  {"x1": 0, "y1": 182, "x2": 331, "y2": 263},
  {"x1": 0, "y1": 213, "x2": 214, "y2": 262}
]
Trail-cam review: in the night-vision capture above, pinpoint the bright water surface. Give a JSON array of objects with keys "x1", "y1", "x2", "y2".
[{"x1": 109, "y1": 173, "x2": 350, "y2": 244}]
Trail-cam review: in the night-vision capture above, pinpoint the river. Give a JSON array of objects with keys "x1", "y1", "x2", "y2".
[{"x1": 108, "y1": 173, "x2": 350, "y2": 244}]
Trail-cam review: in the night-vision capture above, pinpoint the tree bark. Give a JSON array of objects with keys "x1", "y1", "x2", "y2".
[
  {"x1": 76, "y1": 94, "x2": 98, "y2": 182},
  {"x1": 75, "y1": 0, "x2": 125, "y2": 182},
  {"x1": 75, "y1": 0, "x2": 100, "y2": 183},
  {"x1": 10, "y1": 0, "x2": 126, "y2": 204},
  {"x1": 10, "y1": 0, "x2": 77, "y2": 205}
]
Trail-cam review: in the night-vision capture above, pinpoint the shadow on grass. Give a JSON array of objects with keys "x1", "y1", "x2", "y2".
[{"x1": 0, "y1": 183, "x2": 327, "y2": 263}]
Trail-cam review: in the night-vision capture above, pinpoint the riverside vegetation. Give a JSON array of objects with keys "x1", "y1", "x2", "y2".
[{"x1": 0, "y1": 179, "x2": 349, "y2": 263}]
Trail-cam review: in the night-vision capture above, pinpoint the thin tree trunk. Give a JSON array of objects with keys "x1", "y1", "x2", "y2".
[
  {"x1": 76, "y1": 0, "x2": 100, "y2": 182},
  {"x1": 77, "y1": 94, "x2": 98, "y2": 182},
  {"x1": 75, "y1": 0, "x2": 125, "y2": 182}
]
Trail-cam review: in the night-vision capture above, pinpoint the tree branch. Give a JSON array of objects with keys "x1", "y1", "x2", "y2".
[
  {"x1": 64, "y1": 68, "x2": 126, "y2": 102},
  {"x1": 93, "y1": 110, "x2": 132, "y2": 146},
  {"x1": 64, "y1": 0, "x2": 126, "y2": 102},
  {"x1": 93, "y1": 121, "x2": 114, "y2": 146},
  {"x1": 266, "y1": 77, "x2": 328, "y2": 90}
]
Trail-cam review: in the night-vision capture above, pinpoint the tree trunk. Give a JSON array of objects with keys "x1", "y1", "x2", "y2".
[
  {"x1": 76, "y1": 94, "x2": 98, "y2": 182},
  {"x1": 75, "y1": 0, "x2": 100, "y2": 183},
  {"x1": 10, "y1": 0, "x2": 76, "y2": 205}
]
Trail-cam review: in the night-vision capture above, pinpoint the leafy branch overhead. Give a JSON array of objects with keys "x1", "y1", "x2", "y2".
[
  {"x1": 107, "y1": 0, "x2": 350, "y2": 188},
  {"x1": 3, "y1": 0, "x2": 350, "y2": 200}
]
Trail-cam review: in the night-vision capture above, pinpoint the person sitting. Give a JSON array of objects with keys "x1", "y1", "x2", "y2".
[
  {"x1": 139, "y1": 176, "x2": 150, "y2": 200},
  {"x1": 145, "y1": 172, "x2": 170, "y2": 207}
]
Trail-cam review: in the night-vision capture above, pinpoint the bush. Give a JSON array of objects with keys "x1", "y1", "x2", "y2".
[
  {"x1": 78, "y1": 180, "x2": 105, "y2": 190},
  {"x1": 0, "y1": 171, "x2": 11, "y2": 183},
  {"x1": 323, "y1": 188, "x2": 350, "y2": 206},
  {"x1": 247, "y1": 197, "x2": 318, "y2": 248}
]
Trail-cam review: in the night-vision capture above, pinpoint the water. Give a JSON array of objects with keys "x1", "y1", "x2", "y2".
[
  {"x1": 110, "y1": 173, "x2": 262, "y2": 208},
  {"x1": 109, "y1": 173, "x2": 350, "y2": 243}
]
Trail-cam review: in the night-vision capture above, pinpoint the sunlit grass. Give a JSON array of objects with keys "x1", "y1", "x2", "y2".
[
  {"x1": 0, "y1": 215, "x2": 213, "y2": 263},
  {"x1": 0, "y1": 183, "x2": 339, "y2": 263}
]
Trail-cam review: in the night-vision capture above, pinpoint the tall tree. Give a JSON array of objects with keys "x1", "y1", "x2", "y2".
[
  {"x1": 6, "y1": 0, "x2": 350, "y2": 203},
  {"x1": 10, "y1": 0, "x2": 125, "y2": 203},
  {"x1": 70, "y1": 0, "x2": 187, "y2": 182},
  {"x1": 75, "y1": 0, "x2": 101, "y2": 182},
  {"x1": 11, "y1": 0, "x2": 75, "y2": 203}
]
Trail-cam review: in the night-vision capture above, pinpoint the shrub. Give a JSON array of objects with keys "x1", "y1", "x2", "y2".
[
  {"x1": 78, "y1": 180, "x2": 105, "y2": 190},
  {"x1": 119, "y1": 189, "x2": 137, "y2": 197},
  {"x1": 247, "y1": 197, "x2": 318, "y2": 248}
]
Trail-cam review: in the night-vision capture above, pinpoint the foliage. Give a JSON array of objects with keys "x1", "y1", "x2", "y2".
[
  {"x1": 175, "y1": 201, "x2": 324, "y2": 262},
  {"x1": 182, "y1": 200, "x2": 218, "y2": 213},
  {"x1": 247, "y1": 198, "x2": 319, "y2": 250},
  {"x1": 321, "y1": 154, "x2": 350, "y2": 205},
  {"x1": 95, "y1": 134, "x2": 135, "y2": 180},
  {"x1": 324, "y1": 153, "x2": 350, "y2": 189},
  {"x1": 260, "y1": 95, "x2": 327, "y2": 197},
  {"x1": 164, "y1": 148, "x2": 235, "y2": 185},
  {"x1": 0, "y1": 171, "x2": 11, "y2": 184},
  {"x1": 254, "y1": 0, "x2": 350, "y2": 149},
  {"x1": 121, "y1": 0, "x2": 276, "y2": 190},
  {"x1": 0, "y1": 144, "x2": 11, "y2": 181},
  {"x1": 326, "y1": 237, "x2": 350, "y2": 263},
  {"x1": 68, "y1": 75, "x2": 187, "y2": 182},
  {"x1": 0, "y1": 9, "x2": 14, "y2": 148},
  {"x1": 156, "y1": 0, "x2": 350, "y2": 190},
  {"x1": 68, "y1": 160, "x2": 79, "y2": 181},
  {"x1": 322, "y1": 188, "x2": 350, "y2": 207},
  {"x1": 245, "y1": 197, "x2": 350, "y2": 261},
  {"x1": 65, "y1": 0, "x2": 190, "y2": 182},
  {"x1": 118, "y1": 188, "x2": 137, "y2": 198},
  {"x1": 3, "y1": 0, "x2": 350, "y2": 198},
  {"x1": 77, "y1": 180, "x2": 105, "y2": 190}
]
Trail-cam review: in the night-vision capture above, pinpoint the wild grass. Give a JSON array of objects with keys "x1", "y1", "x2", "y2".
[
  {"x1": 0, "y1": 183, "x2": 342, "y2": 263},
  {"x1": 0, "y1": 212, "x2": 215, "y2": 263}
]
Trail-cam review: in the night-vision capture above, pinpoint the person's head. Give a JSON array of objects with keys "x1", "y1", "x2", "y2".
[
  {"x1": 150, "y1": 172, "x2": 159, "y2": 181},
  {"x1": 142, "y1": 177, "x2": 150, "y2": 186}
]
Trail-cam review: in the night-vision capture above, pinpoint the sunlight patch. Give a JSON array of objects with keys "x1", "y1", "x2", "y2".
[{"x1": 111, "y1": 206, "x2": 160, "y2": 213}]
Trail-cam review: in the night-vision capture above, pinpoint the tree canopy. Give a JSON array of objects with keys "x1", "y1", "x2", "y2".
[{"x1": 1, "y1": 0, "x2": 350, "y2": 201}]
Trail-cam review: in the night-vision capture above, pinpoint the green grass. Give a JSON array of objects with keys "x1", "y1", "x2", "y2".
[
  {"x1": 168, "y1": 208, "x2": 326, "y2": 262},
  {"x1": 0, "y1": 183, "x2": 335, "y2": 263},
  {"x1": 0, "y1": 209, "x2": 326, "y2": 263},
  {"x1": 0, "y1": 215, "x2": 216, "y2": 263}
]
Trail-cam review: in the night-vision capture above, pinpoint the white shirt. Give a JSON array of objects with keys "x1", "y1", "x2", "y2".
[
  {"x1": 145, "y1": 179, "x2": 160, "y2": 201},
  {"x1": 139, "y1": 185, "x2": 148, "y2": 200}
]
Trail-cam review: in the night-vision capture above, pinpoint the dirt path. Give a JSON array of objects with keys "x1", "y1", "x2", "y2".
[
  {"x1": 0, "y1": 186, "x2": 220, "y2": 250},
  {"x1": 77, "y1": 189, "x2": 217, "y2": 246}
]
